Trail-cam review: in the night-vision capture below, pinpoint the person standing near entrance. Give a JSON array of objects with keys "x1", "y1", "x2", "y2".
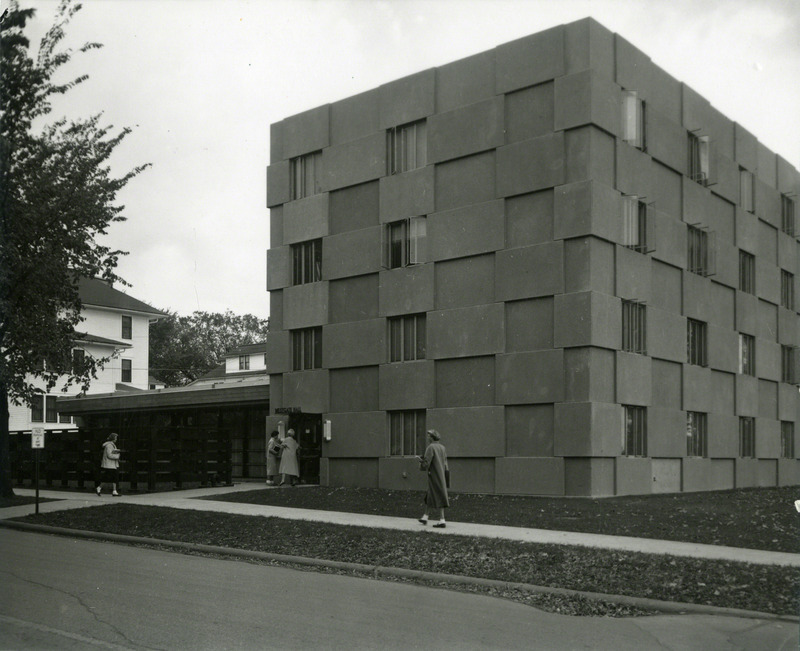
[
  {"x1": 279, "y1": 429, "x2": 300, "y2": 486},
  {"x1": 96, "y1": 433, "x2": 121, "y2": 496},
  {"x1": 266, "y1": 430, "x2": 282, "y2": 485},
  {"x1": 417, "y1": 429, "x2": 449, "y2": 528}
]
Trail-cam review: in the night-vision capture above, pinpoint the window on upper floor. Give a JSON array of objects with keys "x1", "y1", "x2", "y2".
[
  {"x1": 71, "y1": 348, "x2": 85, "y2": 374},
  {"x1": 45, "y1": 395, "x2": 57, "y2": 423},
  {"x1": 738, "y1": 250, "x2": 755, "y2": 294},
  {"x1": 389, "y1": 409, "x2": 426, "y2": 457},
  {"x1": 291, "y1": 327, "x2": 322, "y2": 371},
  {"x1": 739, "y1": 167, "x2": 755, "y2": 213},
  {"x1": 688, "y1": 132, "x2": 712, "y2": 186},
  {"x1": 121, "y1": 315, "x2": 132, "y2": 340},
  {"x1": 686, "y1": 411, "x2": 708, "y2": 457},
  {"x1": 621, "y1": 90, "x2": 645, "y2": 150},
  {"x1": 121, "y1": 359, "x2": 132, "y2": 383},
  {"x1": 739, "y1": 416, "x2": 756, "y2": 458},
  {"x1": 387, "y1": 120, "x2": 427, "y2": 175},
  {"x1": 687, "y1": 318, "x2": 707, "y2": 367},
  {"x1": 781, "y1": 345, "x2": 796, "y2": 384},
  {"x1": 622, "y1": 405, "x2": 647, "y2": 457},
  {"x1": 739, "y1": 333, "x2": 755, "y2": 376},
  {"x1": 30, "y1": 395, "x2": 44, "y2": 422},
  {"x1": 781, "y1": 270, "x2": 795, "y2": 310},
  {"x1": 239, "y1": 354, "x2": 250, "y2": 371},
  {"x1": 622, "y1": 195, "x2": 653, "y2": 253},
  {"x1": 389, "y1": 314, "x2": 426, "y2": 362},
  {"x1": 781, "y1": 421, "x2": 795, "y2": 458},
  {"x1": 292, "y1": 239, "x2": 322, "y2": 285},
  {"x1": 621, "y1": 300, "x2": 646, "y2": 355},
  {"x1": 687, "y1": 225, "x2": 715, "y2": 276},
  {"x1": 781, "y1": 194, "x2": 796, "y2": 236},
  {"x1": 384, "y1": 216, "x2": 427, "y2": 269},
  {"x1": 290, "y1": 151, "x2": 322, "y2": 200}
]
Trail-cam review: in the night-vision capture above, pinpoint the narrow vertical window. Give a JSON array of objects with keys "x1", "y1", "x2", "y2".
[
  {"x1": 781, "y1": 194, "x2": 795, "y2": 236},
  {"x1": 621, "y1": 90, "x2": 645, "y2": 150},
  {"x1": 239, "y1": 355, "x2": 250, "y2": 370},
  {"x1": 622, "y1": 195, "x2": 651, "y2": 253},
  {"x1": 31, "y1": 395, "x2": 44, "y2": 422},
  {"x1": 738, "y1": 334, "x2": 755, "y2": 376},
  {"x1": 688, "y1": 132, "x2": 711, "y2": 185},
  {"x1": 384, "y1": 217, "x2": 426, "y2": 268},
  {"x1": 781, "y1": 421, "x2": 795, "y2": 458},
  {"x1": 388, "y1": 314, "x2": 426, "y2": 362},
  {"x1": 387, "y1": 120, "x2": 427, "y2": 175},
  {"x1": 292, "y1": 239, "x2": 322, "y2": 285},
  {"x1": 121, "y1": 359, "x2": 132, "y2": 383},
  {"x1": 686, "y1": 411, "x2": 707, "y2": 457},
  {"x1": 389, "y1": 409, "x2": 426, "y2": 456},
  {"x1": 739, "y1": 167, "x2": 755, "y2": 213},
  {"x1": 738, "y1": 250, "x2": 755, "y2": 294},
  {"x1": 781, "y1": 270, "x2": 794, "y2": 310},
  {"x1": 687, "y1": 319, "x2": 707, "y2": 366},
  {"x1": 687, "y1": 225, "x2": 714, "y2": 276},
  {"x1": 621, "y1": 300, "x2": 646, "y2": 354},
  {"x1": 45, "y1": 396, "x2": 57, "y2": 423},
  {"x1": 781, "y1": 345, "x2": 796, "y2": 384},
  {"x1": 71, "y1": 348, "x2": 86, "y2": 374},
  {"x1": 290, "y1": 151, "x2": 322, "y2": 200},
  {"x1": 121, "y1": 315, "x2": 132, "y2": 339},
  {"x1": 291, "y1": 327, "x2": 322, "y2": 371},
  {"x1": 622, "y1": 405, "x2": 647, "y2": 456},
  {"x1": 739, "y1": 417, "x2": 756, "y2": 458}
]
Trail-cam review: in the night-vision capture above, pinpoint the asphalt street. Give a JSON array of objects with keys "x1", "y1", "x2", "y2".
[{"x1": 0, "y1": 528, "x2": 796, "y2": 650}]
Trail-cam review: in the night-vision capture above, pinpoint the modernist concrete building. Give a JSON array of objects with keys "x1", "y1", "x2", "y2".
[{"x1": 265, "y1": 18, "x2": 800, "y2": 496}]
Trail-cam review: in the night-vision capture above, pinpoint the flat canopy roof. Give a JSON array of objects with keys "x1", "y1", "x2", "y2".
[{"x1": 58, "y1": 378, "x2": 269, "y2": 414}]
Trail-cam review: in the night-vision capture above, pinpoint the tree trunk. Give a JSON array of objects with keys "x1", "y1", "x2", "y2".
[{"x1": 0, "y1": 382, "x2": 16, "y2": 497}]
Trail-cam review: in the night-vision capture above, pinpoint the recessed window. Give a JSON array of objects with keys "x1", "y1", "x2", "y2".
[
  {"x1": 621, "y1": 90, "x2": 645, "y2": 150},
  {"x1": 621, "y1": 300, "x2": 646, "y2": 354},
  {"x1": 384, "y1": 216, "x2": 426, "y2": 269},
  {"x1": 622, "y1": 405, "x2": 647, "y2": 456},
  {"x1": 290, "y1": 151, "x2": 322, "y2": 200},
  {"x1": 121, "y1": 315, "x2": 132, "y2": 340},
  {"x1": 687, "y1": 319, "x2": 707, "y2": 366},
  {"x1": 291, "y1": 327, "x2": 322, "y2": 371},
  {"x1": 389, "y1": 409, "x2": 426, "y2": 456},
  {"x1": 121, "y1": 359, "x2": 132, "y2": 383},
  {"x1": 389, "y1": 314, "x2": 426, "y2": 362},
  {"x1": 239, "y1": 354, "x2": 250, "y2": 371},
  {"x1": 292, "y1": 239, "x2": 322, "y2": 285},
  {"x1": 622, "y1": 195, "x2": 652, "y2": 253},
  {"x1": 781, "y1": 421, "x2": 795, "y2": 458},
  {"x1": 687, "y1": 225, "x2": 714, "y2": 276},
  {"x1": 781, "y1": 194, "x2": 796, "y2": 236},
  {"x1": 739, "y1": 416, "x2": 756, "y2": 458},
  {"x1": 738, "y1": 333, "x2": 755, "y2": 376},
  {"x1": 686, "y1": 411, "x2": 707, "y2": 457},
  {"x1": 31, "y1": 395, "x2": 44, "y2": 423},
  {"x1": 71, "y1": 348, "x2": 86, "y2": 374},
  {"x1": 781, "y1": 270, "x2": 794, "y2": 310},
  {"x1": 739, "y1": 167, "x2": 755, "y2": 213},
  {"x1": 387, "y1": 120, "x2": 427, "y2": 175},
  {"x1": 781, "y1": 345, "x2": 796, "y2": 384},
  {"x1": 738, "y1": 250, "x2": 755, "y2": 294},
  {"x1": 688, "y1": 132, "x2": 712, "y2": 186},
  {"x1": 44, "y1": 396, "x2": 57, "y2": 423}
]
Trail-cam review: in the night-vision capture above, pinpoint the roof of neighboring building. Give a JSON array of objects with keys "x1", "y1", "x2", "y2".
[
  {"x1": 74, "y1": 332, "x2": 133, "y2": 348},
  {"x1": 226, "y1": 342, "x2": 267, "y2": 357},
  {"x1": 78, "y1": 277, "x2": 168, "y2": 318}
]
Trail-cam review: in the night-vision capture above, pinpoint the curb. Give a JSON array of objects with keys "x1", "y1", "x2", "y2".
[{"x1": 2, "y1": 519, "x2": 796, "y2": 623}]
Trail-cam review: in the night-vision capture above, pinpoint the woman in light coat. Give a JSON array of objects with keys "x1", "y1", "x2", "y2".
[
  {"x1": 96, "y1": 433, "x2": 121, "y2": 496},
  {"x1": 279, "y1": 429, "x2": 300, "y2": 486}
]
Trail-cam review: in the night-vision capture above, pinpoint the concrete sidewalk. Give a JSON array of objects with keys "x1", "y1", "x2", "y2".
[{"x1": 5, "y1": 484, "x2": 800, "y2": 567}]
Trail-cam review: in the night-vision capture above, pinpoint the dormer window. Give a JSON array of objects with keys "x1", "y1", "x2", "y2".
[{"x1": 239, "y1": 354, "x2": 250, "y2": 371}]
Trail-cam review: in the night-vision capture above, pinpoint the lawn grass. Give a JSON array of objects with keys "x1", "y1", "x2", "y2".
[
  {"x1": 15, "y1": 503, "x2": 798, "y2": 617},
  {"x1": 205, "y1": 485, "x2": 800, "y2": 553}
]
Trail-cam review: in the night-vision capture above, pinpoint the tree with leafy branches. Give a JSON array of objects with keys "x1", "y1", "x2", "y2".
[
  {"x1": 149, "y1": 310, "x2": 269, "y2": 387},
  {"x1": 0, "y1": 0, "x2": 148, "y2": 496}
]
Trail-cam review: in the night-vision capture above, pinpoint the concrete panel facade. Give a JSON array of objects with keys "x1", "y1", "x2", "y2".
[{"x1": 265, "y1": 18, "x2": 800, "y2": 496}]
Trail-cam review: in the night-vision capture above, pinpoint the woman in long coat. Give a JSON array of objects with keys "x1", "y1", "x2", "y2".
[
  {"x1": 279, "y1": 429, "x2": 300, "y2": 486},
  {"x1": 266, "y1": 430, "x2": 281, "y2": 485},
  {"x1": 417, "y1": 429, "x2": 449, "y2": 528}
]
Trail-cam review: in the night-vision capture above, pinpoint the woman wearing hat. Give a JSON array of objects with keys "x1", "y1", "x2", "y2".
[{"x1": 417, "y1": 429, "x2": 449, "y2": 528}]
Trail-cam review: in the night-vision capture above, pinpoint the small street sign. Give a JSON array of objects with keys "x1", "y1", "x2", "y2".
[{"x1": 31, "y1": 427, "x2": 45, "y2": 449}]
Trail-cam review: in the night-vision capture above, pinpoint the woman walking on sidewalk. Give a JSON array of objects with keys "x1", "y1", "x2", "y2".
[
  {"x1": 417, "y1": 429, "x2": 449, "y2": 528},
  {"x1": 96, "y1": 433, "x2": 121, "y2": 496}
]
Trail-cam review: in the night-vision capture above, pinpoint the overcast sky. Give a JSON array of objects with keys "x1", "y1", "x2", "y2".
[{"x1": 13, "y1": 0, "x2": 800, "y2": 320}]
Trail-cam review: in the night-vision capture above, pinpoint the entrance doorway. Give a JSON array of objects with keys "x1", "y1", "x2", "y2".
[{"x1": 287, "y1": 413, "x2": 322, "y2": 484}]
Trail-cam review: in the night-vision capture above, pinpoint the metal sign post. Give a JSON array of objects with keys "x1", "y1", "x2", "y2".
[{"x1": 31, "y1": 428, "x2": 45, "y2": 515}]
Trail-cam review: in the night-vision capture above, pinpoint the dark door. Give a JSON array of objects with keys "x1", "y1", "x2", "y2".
[{"x1": 289, "y1": 413, "x2": 321, "y2": 484}]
